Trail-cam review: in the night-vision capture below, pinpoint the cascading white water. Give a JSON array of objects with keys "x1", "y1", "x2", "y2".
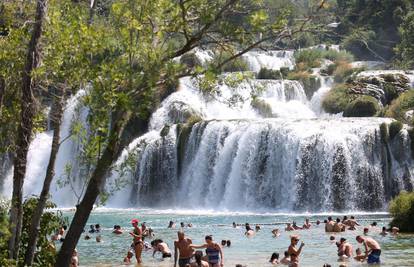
[{"x1": 3, "y1": 48, "x2": 414, "y2": 212}]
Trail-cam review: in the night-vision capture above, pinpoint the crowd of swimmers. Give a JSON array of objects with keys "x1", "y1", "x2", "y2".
[{"x1": 58, "y1": 215, "x2": 401, "y2": 267}]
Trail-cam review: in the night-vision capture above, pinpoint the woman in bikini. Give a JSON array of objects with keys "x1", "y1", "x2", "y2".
[
  {"x1": 190, "y1": 235, "x2": 224, "y2": 267},
  {"x1": 129, "y1": 218, "x2": 143, "y2": 263}
]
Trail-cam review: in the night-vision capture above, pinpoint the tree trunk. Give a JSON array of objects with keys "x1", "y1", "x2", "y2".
[
  {"x1": 23, "y1": 86, "x2": 66, "y2": 266},
  {"x1": 8, "y1": 0, "x2": 47, "y2": 260},
  {"x1": 54, "y1": 109, "x2": 131, "y2": 267},
  {"x1": 0, "y1": 76, "x2": 4, "y2": 113}
]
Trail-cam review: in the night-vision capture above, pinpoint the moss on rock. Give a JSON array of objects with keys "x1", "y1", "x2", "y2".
[
  {"x1": 257, "y1": 68, "x2": 282, "y2": 80},
  {"x1": 251, "y1": 98, "x2": 273, "y2": 118},
  {"x1": 343, "y1": 95, "x2": 380, "y2": 117},
  {"x1": 380, "y1": 122, "x2": 389, "y2": 144},
  {"x1": 287, "y1": 71, "x2": 321, "y2": 99},
  {"x1": 389, "y1": 121, "x2": 403, "y2": 140},
  {"x1": 385, "y1": 90, "x2": 414, "y2": 123},
  {"x1": 322, "y1": 84, "x2": 354, "y2": 114}
]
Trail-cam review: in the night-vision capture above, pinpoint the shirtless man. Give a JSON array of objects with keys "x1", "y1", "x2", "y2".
[
  {"x1": 71, "y1": 249, "x2": 79, "y2": 267},
  {"x1": 338, "y1": 237, "x2": 353, "y2": 259},
  {"x1": 174, "y1": 231, "x2": 194, "y2": 267},
  {"x1": 333, "y1": 218, "x2": 345, "y2": 232},
  {"x1": 285, "y1": 223, "x2": 295, "y2": 231},
  {"x1": 245, "y1": 225, "x2": 255, "y2": 236},
  {"x1": 356, "y1": 235, "x2": 381, "y2": 264},
  {"x1": 325, "y1": 217, "x2": 335, "y2": 232},
  {"x1": 152, "y1": 239, "x2": 172, "y2": 258},
  {"x1": 280, "y1": 251, "x2": 290, "y2": 265},
  {"x1": 302, "y1": 218, "x2": 311, "y2": 229}
]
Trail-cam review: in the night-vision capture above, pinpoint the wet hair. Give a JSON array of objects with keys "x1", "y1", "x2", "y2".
[
  {"x1": 371, "y1": 222, "x2": 377, "y2": 226},
  {"x1": 382, "y1": 226, "x2": 387, "y2": 231},
  {"x1": 205, "y1": 235, "x2": 213, "y2": 241},
  {"x1": 226, "y1": 240, "x2": 231, "y2": 247},
  {"x1": 90, "y1": 225, "x2": 95, "y2": 229},
  {"x1": 221, "y1": 240, "x2": 226, "y2": 246},
  {"x1": 340, "y1": 237, "x2": 346, "y2": 243},
  {"x1": 150, "y1": 240, "x2": 155, "y2": 246},
  {"x1": 328, "y1": 216, "x2": 332, "y2": 221},
  {"x1": 323, "y1": 219, "x2": 328, "y2": 223},
  {"x1": 284, "y1": 250, "x2": 289, "y2": 257},
  {"x1": 245, "y1": 225, "x2": 252, "y2": 231},
  {"x1": 195, "y1": 251, "x2": 203, "y2": 266},
  {"x1": 329, "y1": 236, "x2": 335, "y2": 241},
  {"x1": 95, "y1": 224, "x2": 100, "y2": 229},
  {"x1": 350, "y1": 216, "x2": 355, "y2": 219},
  {"x1": 270, "y1": 252, "x2": 279, "y2": 262},
  {"x1": 336, "y1": 218, "x2": 340, "y2": 223},
  {"x1": 343, "y1": 216, "x2": 348, "y2": 221},
  {"x1": 113, "y1": 225, "x2": 117, "y2": 229},
  {"x1": 356, "y1": 235, "x2": 363, "y2": 241},
  {"x1": 180, "y1": 222, "x2": 185, "y2": 226},
  {"x1": 323, "y1": 264, "x2": 332, "y2": 267},
  {"x1": 235, "y1": 265, "x2": 243, "y2": 267}
]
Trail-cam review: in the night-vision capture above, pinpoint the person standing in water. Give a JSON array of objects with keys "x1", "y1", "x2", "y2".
[
  {"x1": 152, "y1": 239, "x2": 172, "y2": 258},
  {"x1": 129, "y1": 218, "x2": 143, "y2": 263},
  {"x1": 174, "y1": 231, "x2": 194, "y2": 267},
  {"x1": 288, "y1": 235, "x2": 305, "y2": 258},
  {"x1": 356, "y1": 235, "x2": 381, "y2": 264},
  {"x1": 188, "y1": 251, "x2": 209, "y2": 267},
  {"x1": 190, "y1": 235, "x2": 224, "y2": 267}
]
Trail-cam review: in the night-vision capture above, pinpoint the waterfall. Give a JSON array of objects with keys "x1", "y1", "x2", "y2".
[{"x1": 2, "y1": 49, "x2": 413, "y2": 212}]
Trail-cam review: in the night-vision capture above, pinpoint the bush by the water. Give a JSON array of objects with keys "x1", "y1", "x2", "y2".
[
  {"x1": 389, "y1": 121, "x2": 403, "y2": 139},
  {"x1": 343, "y1": 95, "x2": 380, "y2": 117},
  {"x1": 257, "y1": 68, "x2": 282, "y2": 79},
  {"x1": 287, "y1": 71, "x2": 321, "y2": 99},
  {"x1": 385, "y1": 90, "x2": 414, "y2": 124},
  {"x1": 295, "y1": 49, "x2": 354, "y2": 71},
  {"x1": 212, "y1": 51, "x2": 249, "y2": 72},
  {"x1": 389, "y1": 191, "x2": 414, "y2": 232},
  {"x1": 180, "y1": 53, "x2": 202, "y2": 68},
  {"x1": 322, "y1": 84, "x2": 354, "y2": 114}
]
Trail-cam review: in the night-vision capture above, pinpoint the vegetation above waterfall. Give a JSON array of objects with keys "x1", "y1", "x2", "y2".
[{"x1": 389, "y1": 191, "x2": 414, "y2": 232}]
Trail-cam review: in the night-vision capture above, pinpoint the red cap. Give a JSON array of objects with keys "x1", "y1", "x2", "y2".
[{"x1": 131, "y1": 218, "x2": 139, "y2": 224}]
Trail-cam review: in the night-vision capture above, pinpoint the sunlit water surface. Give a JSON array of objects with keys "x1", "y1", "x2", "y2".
[{"x1": 59, "y1": 209, "x2": 414, "y2": 267}]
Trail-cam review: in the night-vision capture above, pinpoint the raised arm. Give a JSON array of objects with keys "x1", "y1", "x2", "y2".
[
  {"x1": 174, "y1": 242, "x2": 178, "y2": 267},
  {"x1": 190, "y1": 243, "x2": 207, "y2": 249},
  {"x1": 218, "y1": 244, "x2": 224, "y2": 266}
]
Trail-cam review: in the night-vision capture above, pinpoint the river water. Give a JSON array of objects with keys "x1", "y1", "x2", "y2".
[{"x1": 65, "y1": 209, "x2": 414, "y2": 267}]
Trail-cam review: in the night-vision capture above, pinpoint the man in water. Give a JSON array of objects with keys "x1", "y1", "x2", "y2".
[
  {"x1": 380, "y1": 226, "x2": 388, "y2": 236},
  {"x1": 285, "y1": 223, "x2": 295, "y2": 231},
  {"x1": 168, "y1": 221, "x2": 175, "y2": 228},
  {"x1": 354, "y1": 248, "x2": 366, "y2": 262},
  {"x1": 152, "y1": 239, "x2": 172, "y2": 258},
  {"x1": 272, "y1": 228, "x2": 281, "y2": 237},
  {"x1": 245, "y1": 225, "x2": 255, "y2": 236},
  {"x1": 356, "y1": 235, "x2": 381, "y2": 264},
  {"x1": 302, "y1": 218, "x2": 311, "y2": 229},
  {"x1": 338, "y1": 237, "x2": 353, "y2": 259},
  {"x1": 333, "y1": 218, "x2": 345, "y2": 232},
  {"x1": 280, "y1": 251, "x2": 290, "y2": 265},
  {"x1": 232, "y1": 222, "x2": 237, "y2": 228},
  {"x1": 174, "y1": 231, "x2": 194, "y2": 267},
  {"x1": 289, "y1": 253, "x2": 299, "y2": 267},
  {"x1": 325, "y1": 217, "x2": 335, "y2": 232}
]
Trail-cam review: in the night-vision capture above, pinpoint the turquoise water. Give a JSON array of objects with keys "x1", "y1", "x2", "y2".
[{"x1": 61, "y1": 209, "x2": 414, "y2": 267}]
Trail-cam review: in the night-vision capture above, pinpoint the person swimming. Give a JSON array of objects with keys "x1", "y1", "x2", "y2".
[
  {"x1": 168, "y1": 221, "x2": 175, "y2": 228},
  {"x1": 302, "y1": 218, "x2": 311, "y2": 229},
  {"x1": 380, "y1": 226, "x2": 388, "y2": 236},
  {"x1": 113, "y1": 225, "x2": 123, "y2": 234},
  {"x1": 152, "y1": 239, "x2": 172, "y2": 258},
  {"x1": 272, "y1": 228, "x2": 281, "y2": 237},
  {"x1": 221, "y1": 240, "x2": 226, "y2": 247},
  {"x1": 269, "y1": 252, "x2": 279, "y2": 264},
  {"x1": 226, "y1": 240, "x2": 231, "y2": 247},
  {"x1": 280, "y1": 250, "x2": 290, "y2": 265},
  {"x1": 245, "y1": 225, "x2": 255, "y2": 236},
  {"x1": 285, "y1": 223, "x2": 295, "y2": 231}
]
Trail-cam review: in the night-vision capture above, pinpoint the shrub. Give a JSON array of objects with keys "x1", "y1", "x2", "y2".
[
  {"x1": 389, "y1": 121, "x2": 403, "y2": 139},
  {"x1": 257, "y1": 68, "x2": 282, "y2": 80},
  {"x1": 333, "y1": 61, "x2": 355, "y2": 83},
  {"x1": 385, "y1": 90, "x2": 414, "y2": 123},
  {"x1": 279, "y1": 67, "x2": 290, "y2": 77},
  {"x1": 383, "y1": 83, "x2": 399, "y2": 104},
  {"x1": 287, "y1": 71, "x2": 321, "y2": 99},
  {"x1": 389, "y1": 191, "x2": 414, "y2": 232},
  {"x1": 294, "y1": 49, "x2": 323, "y2": 69},
  {"x1": 380, "y1": 123, "x2": 389, "y2": 143},
  {"x1": 322, "y1": 84, "x2": 354, "y2": 114},
  {"x1": 321, "y1": 49, "x2": 354, "y2": 62},
  {"x1": 180, "y1": 52, "x2": 202, "y2": 68},
  {"x1": 212, "y1": 51, "x2": 249, "y2": 72},
  {"x1": 251, "y1": 98, "x2": 272, "y2": 117},
  {"x1": 343, "y1": 95, "x2": 380, "y2": 117}
]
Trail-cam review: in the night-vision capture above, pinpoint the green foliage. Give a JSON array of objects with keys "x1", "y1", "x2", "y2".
[
  {"x1": 389, "y1": 191, "x2": 414, "y2": 232},
  {"x1": 380, "y1": 122, "x2": 389, "y2": 143},
  {"x1": 251, "y1": 98, "x2": 272, "y2": 117},
  {"x1": 0, "y1": 197, "x2": 66, "y2": 266},
  {"x1": 389, "y1": 121, "x2": 403, "y2": 139},
  {"x1": 333, "y1": 62, "x2": 358, "y2": 83},
  {"x1": 383, "y1": 83, "x2": 399, "y2": 104},
  {"x1": 343, "y1": 95, "x2": 380, "y2": 117},
  {"x1": 257, "y1": 68, "x2": 282, "y2": 80},
  {"x1": 287, "y1": 71, "x2": 320, "y2": 99},
  {"x1": 212, "y1": 50, "x2": 249, "y2": 72},
  {"x1": 385, "y1": 90, "x2": 414, "y2": 123},
  {"x1": 180, "y1": 53, "x2": 202, "y2": 69},
  {"x1": 396, "y1": 11, "x2": 414, "y2": 69},
  {"x1": 322, "y1": 84, "x2": 355, "y2": 114},
  {"x1": 294, "y1": 49, "x2": 323, "y2": 69}
]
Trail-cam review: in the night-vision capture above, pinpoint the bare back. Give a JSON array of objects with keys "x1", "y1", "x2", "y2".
[{"x1": 365, "y1": 237, "x2": 381, "y2": 250}]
